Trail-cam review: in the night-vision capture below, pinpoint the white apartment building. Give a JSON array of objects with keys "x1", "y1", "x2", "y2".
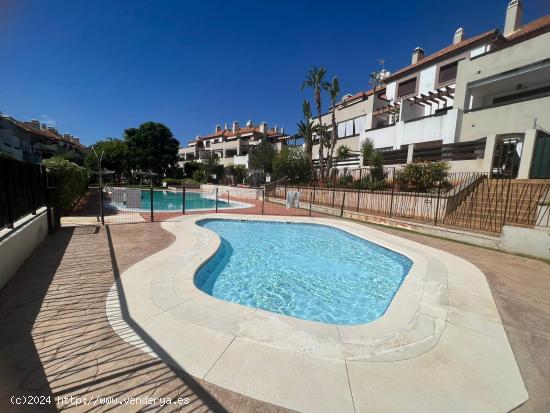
[
  {"x1": 179, "y1": 121, "x2": 290, "y2": 169},
  {"x1": 313, "y1": 0, "x2": 550, "y2": 179}
]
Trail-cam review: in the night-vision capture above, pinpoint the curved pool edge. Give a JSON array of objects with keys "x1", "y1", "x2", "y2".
[{"x1": 106, "y1": 213, "x2": 528, "y2": 413}]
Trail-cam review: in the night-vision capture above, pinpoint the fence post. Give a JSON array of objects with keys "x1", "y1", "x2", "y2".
[
  {"x1": 356, "y1": 190, "x2": 361, "y2": 212},
  {"x1": 332, "y1": 187, "x2": 336, "y2": 208},
  {"x1": 502, "y1": 178, "x2": 512, "y2": 226},
  {"x1": 340, "y1": 192, "x2": 346, "y2": 217},
  {"x1": 389, "y1": 167, "x2": 395, "y2": 218},
  {"x1": 215, "y1": 187, "x2": 219, "y2": 213},
  {"x1": 262, "y1": 187, "x2": 265, "y2": 215},
  {"x1": 434, "y1": 185, "x2": 442, "y2": 226},
  {"x1": 284, "y1": 184, "x2": 287, "y2": 201},
  {"x1": 99, "y1": 181, "x2": 105, "y2": 225},
  {"x1": 150, "y1": 187, "x2": 154, "y2": 222},
  {"x1": 182, "y1": 187, "x2": 186, "y2": 214},
  {"x1": 309, "y1": 188, "x2": 313, "y2": 217}
]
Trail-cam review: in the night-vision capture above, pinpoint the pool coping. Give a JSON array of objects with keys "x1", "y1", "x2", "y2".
[{"x1": 106, "y1": 214, "x2": 528, "y2": 412}]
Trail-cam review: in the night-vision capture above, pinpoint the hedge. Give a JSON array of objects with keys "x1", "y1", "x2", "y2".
[{"x1": 43, "y1": 157, "x2": 88, "y2": 213}]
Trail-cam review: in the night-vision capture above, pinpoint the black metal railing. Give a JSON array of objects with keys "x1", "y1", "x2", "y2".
[{"x1": 0, "y1": 157, "x2": 49, "y2": 231}]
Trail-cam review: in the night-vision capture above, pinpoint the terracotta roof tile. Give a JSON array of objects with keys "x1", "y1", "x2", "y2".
[
  {"x1": 384, "y1": 30, "x2": 498, "y2": 82},
  {"x1": 505, "y1": 13, "x2": 550, "y2": 42}
]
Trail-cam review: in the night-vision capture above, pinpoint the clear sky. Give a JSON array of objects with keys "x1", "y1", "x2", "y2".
[{"x1": 1, "y1": 0, "x2": 548, "y2": 146}]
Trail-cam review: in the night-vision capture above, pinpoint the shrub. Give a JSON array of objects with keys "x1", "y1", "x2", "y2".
[
  {"x1": 192, "y1": 168, "x2": 207, "y2": 183},
  {"x1": 395, "y1": 161, "x2": 450, "y2": 192},
  {"x1": 272, "y1": 147, "x2": 311, "y2": 183},
  {"x1": 226, "y1": 164, "x2": 247, "y2": 184},
  {"x1": 337, "y1": 174, "x2": 353, "y2": 187},
  {"x1": 162, "y1": 178, "x2": 183, "y2": 185},
  {"x1": 43, "y1": 157, "x2": 88, "y2": 213},
  {"x1": 184, "y1": 161, "x2": 201, "y2": 178}
]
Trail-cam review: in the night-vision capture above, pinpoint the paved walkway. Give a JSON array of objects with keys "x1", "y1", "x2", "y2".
[
  {"x1": 0, "y1": 223, "x2": 293, "y2": 412},
  {"x1": 1, "y1": 217, "x2": 548, "y2": 412}
]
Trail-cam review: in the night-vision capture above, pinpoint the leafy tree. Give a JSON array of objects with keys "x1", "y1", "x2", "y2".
[
  {"x1": 301, "y1": 66, "x2": 330, "y2": 181},
  {"x1": 226, "y1": 164, "x2": 247, "y2": 184},
  {"x1": 297, "y1": 100, "x2": 315, "y2": 171},
  {"x1": 124, "y1": 122, "x2": 179, "y2": 176},
  {"x1": 336, "y1": 145, "x2": 351, "y2": 160},
  {"x1": 248, "y1": 140, "x2": 276, "y2": 173},
  {"x1": 183, "y1": 161, "x2": 201, "y2": 178},
  {"x1": 85, "y1": 138, "x2": 129, "y2": 181},
  {"x1": 361, "y1": 137, "x2": 375, "y2": 164},
  {"x1": 272, "y1": 147, "x2": 311, "y2": 183},
  {"x1": 200, "y1": 152, "x2": 224, "y2": 183},
  {"x1": 326, "y1": 76, "x2": 340, "y2": 174}
]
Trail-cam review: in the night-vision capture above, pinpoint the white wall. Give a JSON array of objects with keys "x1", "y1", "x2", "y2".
[
  {"x1": 0, "y1": 209, "x2": 49, "y2": 290},
  {"x1": 401, "y1": 109, "x2": 460, "y2": 145}
]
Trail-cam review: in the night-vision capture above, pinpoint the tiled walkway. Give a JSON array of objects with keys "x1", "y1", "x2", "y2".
[
  {"x1": 0, "y1": 223, "x2": 293, "y2": 412},
  {"x1": 1, "y1": 218, "x2": 548, "y2": 412}
]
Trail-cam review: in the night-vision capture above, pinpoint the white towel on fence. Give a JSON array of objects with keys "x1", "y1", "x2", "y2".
[{"x1": 286, "y1": 191, "x2": 300, "y2": 208}]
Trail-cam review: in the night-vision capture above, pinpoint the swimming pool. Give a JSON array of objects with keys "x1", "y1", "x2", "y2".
[
  {"x1": 108, "y1": 189, "x2": 249, "y2": 212},
  {"x1": 195, "y1": 219, "x2": 412, "y2": 325}
]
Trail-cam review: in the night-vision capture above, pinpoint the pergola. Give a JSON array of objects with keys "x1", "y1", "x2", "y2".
[{"x1": 406, "y1": 85, "x2": 455, "y2": 108}]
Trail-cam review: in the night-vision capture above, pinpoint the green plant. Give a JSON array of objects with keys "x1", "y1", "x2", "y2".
[
  {"x1": 336, "y1": 145, "x2": 351, "y2": 160},
  {"x1": 192, "y1": 168, "x2": 206, "y2": 183},
  {"x1": 248, "y1": 140, "x2": 276, "y2": 173},
  {"x1": 226, "y1": 164, "x2": 247, "y2": 184},
  {"x1": 272, "y1": 147, "x2": 311, "y2": 183},
  {"x1": 395, "y1": 161, "x2": 450, "y2": 192},
  {"x1": 183, "y1": 161, "x2": 201, "y2": 178},
  {"x1": 43, "y1": 156, "x2": 88, "y2": 213},
  {"x1": 162, "y1": 178, "x2": 183, "y2": 185},
  {"x1": 338, "y1": 174, "x2": 353, "y2": 187},
  {"x1": 301, "y1": 66, "x2": 330, "y2": 181}
]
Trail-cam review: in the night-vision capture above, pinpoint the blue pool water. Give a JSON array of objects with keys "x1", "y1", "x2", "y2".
[
  {"x1": 111, "y1": 190, "x2": 235, "y2": 211},
  {"x1": 195, "y1": 219, "x2": 412, "y2": 325}
]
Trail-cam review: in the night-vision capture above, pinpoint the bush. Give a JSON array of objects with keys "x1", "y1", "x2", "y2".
[
  {"x1": 184, "y1": 161, "x2": 201, "y2": 178},
  {"x1": 338, "y1": 174, "x2": 353, "y2": 187},
  {"x1": 162, "y1": 178, "x2": 183, "y2": 185},
  {"x1": 272, "y1": 147, "x2": 311, "y2": 183},
  {"x1": 43, "y1": 157, "x2": 88, "y2": 213},
  {"x1": 192, "y1": 168, "x2": 207, "y2": 183},
  {"x1": 395, "y1": 161, "x2": 450, "y2": 192},
  {"x1": 226, "y1": 164, "x2": 247, "y2": 184}
]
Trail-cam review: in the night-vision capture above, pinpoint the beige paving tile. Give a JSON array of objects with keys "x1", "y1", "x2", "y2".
[{"x1": 205, "y1": 338, "x2": 354, "y2": 413}]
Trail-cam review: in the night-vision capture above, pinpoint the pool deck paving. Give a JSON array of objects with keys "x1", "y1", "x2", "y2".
[{"x1": 0, "y1": 212, "x2": 549, "y2": 412}]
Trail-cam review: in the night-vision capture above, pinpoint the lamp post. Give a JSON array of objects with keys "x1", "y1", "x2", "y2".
[{"x1": 92, "y1": 146, "x2": 105, "y2": 225}]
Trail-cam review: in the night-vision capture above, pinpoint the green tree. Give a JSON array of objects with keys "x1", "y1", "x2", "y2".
[
  {"x1": 296, "y1": 100, "x2": 315, "y2": 171},
  {"x1": 200, "y1": 152, "x2": 224, "y2": 183},
  {"x1": 301, "y1": 66, "x2": 330, "y2": 181},
  {"x1": 248, "y1": 140, "x2": 276, "y2": 173},
  {"x1": 124, "y1": 122, "x2": 179, "y2": 176},
  {"x1": 326, "y1": 76, "x2": 340, "y2": 175},
  {"x1": 336, "y1": 145, "x2": 351, "y2": 160},
  {"x1": 272, "y1": 147, "x2": 311, "y2": 183},
  {"x1": 85, "y1": 138, "x2": 129, "y2": 181},
  {"x1": 226, "y1": 164, "x2": 247, "y2": 184}
]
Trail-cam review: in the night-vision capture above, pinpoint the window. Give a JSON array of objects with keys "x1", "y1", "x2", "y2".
[
  {"x1": 336, "y1": 116, "x2": 366, "y2": 138},
  {"x1": 438, "y1": 61, "x2": 458, "y2": 85},
  {"x1": 397, "y1": 78, "x2": 417, "y2": 98}
]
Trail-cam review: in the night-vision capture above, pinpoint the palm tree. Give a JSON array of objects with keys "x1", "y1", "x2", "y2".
[
  {"x1": 297, "y1": 100, "x2": 315, "y2": 170},
  {"x1": 301, "y1": 66, "x2": 330, "y2": 181},
  {"x1": 326, "y1": 76, "x2": 340, "y2": 175}
]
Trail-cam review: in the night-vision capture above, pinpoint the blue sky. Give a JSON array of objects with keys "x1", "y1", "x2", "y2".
[{"x1": 0, "y1": 0, "x2": 548, "y2": 146}]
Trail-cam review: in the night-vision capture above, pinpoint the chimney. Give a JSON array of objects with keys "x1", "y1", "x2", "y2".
[
  {"x1": 411, "y1": 47, "x2": 424, "y2": 64},
  {"x1": 504, "y1": 0, "x2": 523, "y2": 36},
  {"x1": 280, "y1": 127, "x2": 285, "y2": 134},
  {"x1": 274, "y1": 125, "x2": 278, "y2": 133},
  {"x1": 453, "y1": 27, "x2": 465, "y2": 44},
  {"x1": 215, "y1": 124, "x2": 221, "y2": 133},
  {"x1": 41, "y1": 124, "x2": 47, "y2": 131},
  {"x1": 259, "y1": 122, "x2": 267, "y2": 134},
  {"x1": 224, "y1": 122, "x2": 228, "y2": 130},
  {"x1": 246, "y1": 120, "x2": 253, "y2": 127},
  {"x1": 29, "y1": 119, "x2": 41, "y2": 130},
  {"x1": 232, "y1": 121, "x2": 239, "y2": 132},
  {"x1": 74, "y1": 137, "x2": 80, "y2": 143}
]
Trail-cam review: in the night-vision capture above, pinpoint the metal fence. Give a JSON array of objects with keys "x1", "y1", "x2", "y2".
[
  {"x1": 0, "y1": 157, "x2": 58, "y2": 232},
  {"x1": 264, "y1": 173, "x2": 550, "y2": 235},
  {"x1": 98, "y1": 184, "x2": 316, "y2": 224}
]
